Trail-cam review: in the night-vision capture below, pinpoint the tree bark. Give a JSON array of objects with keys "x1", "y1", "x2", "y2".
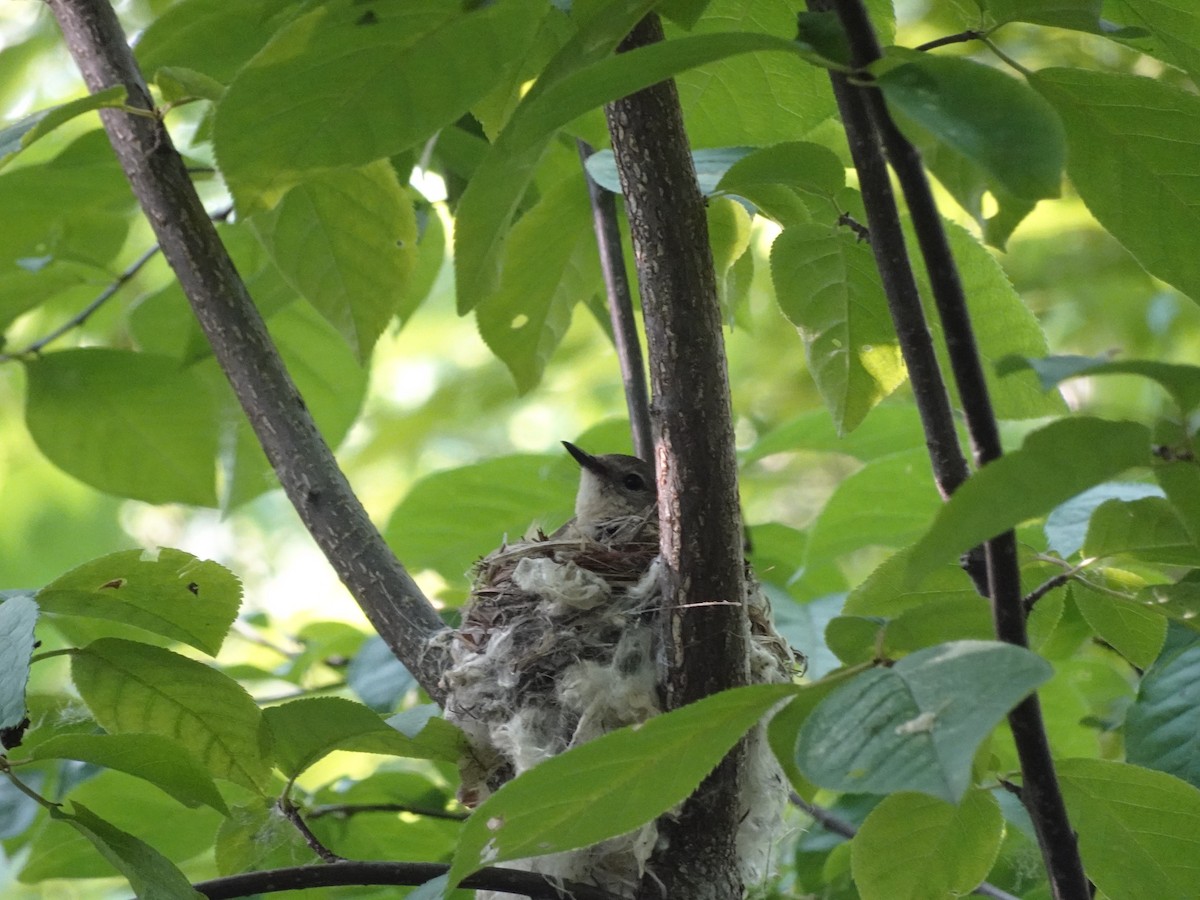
[
  {"x1": 605, "y1": 15, "x2": 749, "y2": 900},
  {"x1": 46, "y1": 0, "x2": 450, "y2": 700}
]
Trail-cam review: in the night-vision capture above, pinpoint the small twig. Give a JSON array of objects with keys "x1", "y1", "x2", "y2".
[
  {"x1": 577, "y1": 139, "x2": 654, "y2": 462},
  {"x1": 836, "y1": 211, "x2": 870, "y2": 242},
  {"x1": 277, "y1": 797, "x2": 344, "y2": 864},
  {"x1": 1022, "y1": 573, "x2": 1072, "y2": 614},
  {"x1": 790, "y1": 793, "x2": 1022, "y2": 900},
  {"x1": 915, "y1": 30, "x2": 984, "y2": 52},
  {"x1": 307, "y1": 802, "x2": 467, "y2": 822}
]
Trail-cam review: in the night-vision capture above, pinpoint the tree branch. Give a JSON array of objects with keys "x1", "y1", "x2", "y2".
[
  {"x1": 578, "y1": 139, "x2": 654, "y2": 462},
  {"x1": 826, "y1": 2, "x2": 1090, "y2": 897},
  {"x1": 190, "y1": 861, "x2": 624, "y2": 900},
  {"x1": 45, "y1": 0, "x2": 451, "y2": 701},
  {"x1": 605, "y1": 15, "x2": 749, "y2": 900}
]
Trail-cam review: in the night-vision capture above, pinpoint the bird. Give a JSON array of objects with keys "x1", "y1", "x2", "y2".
[{"x1": 552, "y1": 441, "x2": 657, "y2": 540}]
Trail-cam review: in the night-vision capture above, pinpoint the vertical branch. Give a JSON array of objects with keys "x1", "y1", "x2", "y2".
[
  {"x1": 46, "y1": 0, "x2": 451, "y2": 700},
  {"x1": 605, "y1": 15, "x2": 749, "y2": 900},
  {"x1": 827, "y1": 2, "x2": 1090, "y2": 897},
  {"x1": 577, "y1": 140, "x2": 654, "y2": 462}
]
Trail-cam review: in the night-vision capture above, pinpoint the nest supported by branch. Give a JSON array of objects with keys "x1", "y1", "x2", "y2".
[{"x1": 441, "y1": 515, "x2": 798, "y2": 898}]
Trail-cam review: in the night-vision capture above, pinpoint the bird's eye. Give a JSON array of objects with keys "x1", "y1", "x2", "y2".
[{"x1": 622, "y1": 473, "x2": 647, "y2": 492}]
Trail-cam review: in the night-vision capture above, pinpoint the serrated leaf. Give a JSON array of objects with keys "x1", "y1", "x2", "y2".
[
  {"x1": 0, "y1": 87, "x2": 126, "y2": 170},
  {"x1": 37, "y1": 549, "x2": 241, "y2": 656},
  {"x1": 795, "y1": 641, "x2": 1052, "y2": 802},
  {"x1": 1109, "y1": 0, "x2": 1200, "y2": 82},
  {"x1": 988, "y1": 0, "x2": 1140, "y2": 35},
  {"x1": 24, "y1": 349, "x2": 221, "y2": 506},
  {"x1": 1033, "y1": 68, "x2": 1200, "y2": 304},
  {"x1": 1058, "y1": 758, "x2": 1200, "y2": 900},
  {"x1": 32, "y1": 733, "x2": 228, "y2": 814},
  {"x1": 50, "y1": 801, "x2": 204, "y2": 900},
  {"x1": 0, "y1": 594, "x2": 36, "y2": 733},
  {"x1": 906, "y1": 418, "x2": 1152, "y2": 585},
  {"x1": 446, "y1": 683, "x2": 797, "y2": 888},
  {"x1": 1001, "y1": 354, "x2": 1200, "y2": 415},
  {"x1": 1044, "y1": 481, "x2": 1164, "y2": 557},
  {"x1": 1126, "y1": 637, "x2": 1200, "y2": 789},
  {"x1": 844, "y1": 548, "x2": 979, "y2": 617},
  {"x1": 1073, "y1": 582, "x2": 1167, "y2": 668},
  {"x1": 1084, "y1": 497, "x2": 1200, "y2": 565},
  {"x1": 770, "y1": 224, "x2": 906, "y2": 433},
  {"x1": 875, "y1": 51, "x2": 1064, "y2": 201},
  {"x1": 1157, "y1": 453, "x2": 1200, "y2": 547},
  {"x1": 851, "y1": 789, "x2": 1003, "y2": 900},
  {"x1": 263, "y1": 697, "x2": 462, "y2": 779},
  {"x1": 71, "y1": 638, "x2": 270, "y2": 792},
  {"x1": 214, "y1": 1, "x2": 546, "y2": 210},
  {"x1": 250, "y1": 161, "x2": 417, "y2": 360},
  {"x1": 475, "y1": 174, "x2": 595, "y2": 393}
]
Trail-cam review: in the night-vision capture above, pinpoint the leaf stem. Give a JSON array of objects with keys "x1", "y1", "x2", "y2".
[{"x1": 0, "y1": 764, "x2": 60, "y2": 812}]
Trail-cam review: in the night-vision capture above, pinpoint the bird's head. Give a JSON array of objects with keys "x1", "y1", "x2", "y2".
[{"x1": 562, "y1": 441, "x2": 656, "y2": 530}]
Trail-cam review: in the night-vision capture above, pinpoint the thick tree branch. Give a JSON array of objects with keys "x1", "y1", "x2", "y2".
[
  {"x1": 578, "y1": 140, "x2": 654, "y2": 462},
  {"x1": 827, "y1": 2, "x2": 1090, "y2": 897},
  {"x1": 190, "y1": 862, "x2": 623, "y2": 900},
  {"x1": 46, "y1": 0, "x2": 450, "y2": 701},
  {"x1": 605, "y1": 15, "x2": 749, "y2": 900}
]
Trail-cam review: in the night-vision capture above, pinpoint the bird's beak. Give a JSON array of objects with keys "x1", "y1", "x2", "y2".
[{"x1": 562, "y1": 441, "x2": 606, "y2": 475}]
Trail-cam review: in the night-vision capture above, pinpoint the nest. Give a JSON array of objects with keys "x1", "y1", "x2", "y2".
[{"x1": 441, "y1": 515, "x2": 798, "y2": 898}]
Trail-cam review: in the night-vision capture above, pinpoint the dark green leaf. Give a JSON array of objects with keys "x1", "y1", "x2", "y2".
[
  {"x1": 795, "y1": 641, "x2": 1053, "y2": 802},
  {"x1": 32, "y1": 733, "x2": 228, "y2": 814},
  {"x1": 24, "y1": 349, "x2": 221, "y2": 506},
  {"x1": 154, "y1": 66, "x2": 226, "y2": 104},
  {"x1": 0, "y1": 594, "x2": 37, "y2": 731},
  {"x1": 1126, "y1": 636, "x2": 1200, "y2": 789},
  {"x1": 987, "y1": 0, "x2": 1137, "y2": 35},
  {"x1": 1058, "y1": 758, "x2": 1200, "y2": 900},
  {"x1": 906, "y1": 418, "x2": 1152, "y2": 584},
  {"x1": 446, "y1": 683, "x2": 797, "y2": 887},
  {"x1": 71, "y1": 638, "x2": 270, "y2": 792},
  {"x1": 770, "y1": 224, "x2": 906, "y2": 433},
  {"x1": 0, "y1": 87, "x2": 126, "y2": 170},
  {"x1": 37, "y1": 548, "x2": 242, "y2": 656},
  {"x1": 1033, "y1": 68, "x2": 1200, "y2": 304}
]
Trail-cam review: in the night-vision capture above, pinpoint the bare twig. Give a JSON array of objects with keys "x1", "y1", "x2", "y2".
[
  {"x1": 915, "y1": 30, "x2": 984, "y2": 52},
  {"x1": 577, "y1": 139, "x2": 654, "y2": 462},
  {"x1": 277, "y1": 797, "x2": 343, "y2": 864},
  {"x1": 46, "y1": 0, "x2": 451, "y2": 701}
]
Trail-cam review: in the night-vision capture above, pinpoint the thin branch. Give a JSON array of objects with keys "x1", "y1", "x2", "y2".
[
  {"x1": 828, "y1": 2, "x2": 1090, "y2": 897},
  {"x1": 1022, "y1": 572, "x2": 1072, "y2": 614},
  {"x1": 790, "y1": 794, "x2": 1023, "y2": 900},
  {"x1": 189, "y1": 861, "x2": 625, "y2": 900},
  {"x1": 277, "y1": 797, "x2": 343, "y2": 864},
  {"x1": 46, "y1": 0, "x2": 451, "y2": 702},
  {"x1": 307, "y1": 802, "x2": 467, "y2": 822},
  {"x1": 577, "y1": 139, "x2": 654, "y2": 462},
  {"x1": 915, "y1": 30, "x2": 984, "y2": 52}
]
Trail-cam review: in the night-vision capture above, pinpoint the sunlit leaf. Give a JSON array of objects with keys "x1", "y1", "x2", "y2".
[{"x1": 0, "y1": 87, "x2": 126, "y2": 170}]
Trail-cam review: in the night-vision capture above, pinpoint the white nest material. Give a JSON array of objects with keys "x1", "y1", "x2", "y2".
[{"x1": 442, "y1": 525, "x2": 798, "y2": 899}]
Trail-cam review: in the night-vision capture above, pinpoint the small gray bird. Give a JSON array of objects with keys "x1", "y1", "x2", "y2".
[{"x1": 554, "y1": 441, "x2": 656, "y2": 540}]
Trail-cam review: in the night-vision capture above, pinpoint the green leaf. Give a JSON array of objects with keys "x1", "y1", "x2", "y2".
[
  {"x1": 32, "y1": 733, "x2": 228, "y2": 814},
  {"x1": 1001, "y1": 354, "x2": 1200, "y2": 414},
  {"x1": 383, "y1": 454, "x2": 576, "y2": 591},
  {"x1": 844, "y1": 548, "x2": 979, "y2": 618},
  {"x1": 1058, "y1": 758, "x2": 1200, "y2": 900},
  {"x1": 988, "y1": 0, "x2": 1141, "y2": 35},
  {"x1": 446, "y1": 683, "x2": 797, "y2": 888},
  {"x1": 385, "y1": 704, "x2": 471, "y2": 764},
  {"x1": 1126, "y1": 636, "x2": 1200, "y2": 789},
  {"x1": 0, "y1": 87, "x2": 126, "y2": 170},
  {"x1": 1084, "y1": 497, "x2": 1200, "y2": 565},
  {"x1": 906, "y1": 418, "x2": 1152, "y2": 584},
  {"x1": 250, "y1": 161, "x2": 418, "y2": 360},
  {"x1": 1072, "y1": 582, "x2": 1167, "y2": 668},
  {"x1": 584, "y1": 146, "x2": 755, "y2": 196},
  {"x1": 741, "y1": 403, "x2": 929, "y2": 464},
  {"x1": 24, "y1": 349, "x2": 221, "y2": 506},
  {"x1": 214, "y1": 0, "x2": 547, "y2": 210},
  {"x1": 1033, "y1": 68, "x2": 1200, "y2": 304},
  {"x1": 1136, "y1": 581, "x2": 1200, "y2": 631},
  {"x1": 215, "y1": 800, "x2": 315, "y2": 875},
  {"x1": 851, "y1": 789, "x2": 1003, "y2": 899},
  {"x1": 71, "y1": 638, "x2": 270, "y2": 792},
  {"x1": 0, "y1": 594, "x2": 37, "y2": 732},
  {"x1": 1156, "y1": 421, "x2": 1200, "y2": 544},
  {"x1": 874, "y1": 51, "x2": 1064, "y2": 242},
  {"x1": 475, "y1": 173, "x2": 596, "y2": 393},
  {"x1": 154, "y1": 66, "x2": 226, "y2": 104},
  {"x1": 795, "y1": 641, "x2": 1053, "y2": 802},
  {"x1": 263, "y1": 697, "x2": 463, "y2": 778},
  {"x1": 1109, "y1": 0, "x2": 1200, "y2": 82},
  {"x1": 716, "y1": 140, "x2": 845, "y2": 226},
  {"x1": 37, "y1": 548, "x2": 242, "y2": 656},
  {"x1": 1044, "y1": 481, "x2": 1164, "y2": 557},
  {"x1": 770, "y1": 224, "x2": 906, "y2": 433},
  {"x1": 50, "y1": 802, "x2": 204, "y2": 899}
]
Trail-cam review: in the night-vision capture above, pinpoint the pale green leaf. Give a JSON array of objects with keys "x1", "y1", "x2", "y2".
[
  {"x1": 0, "y1": 594, "x2": 37, "y2": 731},
  {"x1": 1058, "y1": 758, "x2": 1200, "y2": 900},
  {"x1": 71, "y1": 638, "x2": 270, "y2": 792},
  {"x1": 795, "y1": 640, "x2": 1053, "y2": 802},
  {"x1": 770, "y1": 224, "x2": 906, "y2": 433},
  {"x1": 584, "y1": 146, "x2": 755, "y2": 195},
  {"x1": 37, "y1": 548, "x2": 242, "y2": 656},
  {"x1": 1083, "y1": 496, "x2": 1200, "y2": 565},
  {"x1": 1073, "y1": 582, "x2": 1167, "y2": 668},
  {"x1": 851, "y1": 789, "x2": 1003, "y2": 899},
  {"x1": 1136, "y1": 581, "x2": 1200, "y2": 631},
  {"x1": 0, "y1": 87, "x2": 126, "y2": 170},
  {"x1": 154, "y1": 66, "x2": 225, "y2": 104},
  {"x1": 1033, "y1": 68, "x2": 1200, "y2": 304},
  {"x1": 447, "y1": 683, "x2": 797, "y2": 888}
]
